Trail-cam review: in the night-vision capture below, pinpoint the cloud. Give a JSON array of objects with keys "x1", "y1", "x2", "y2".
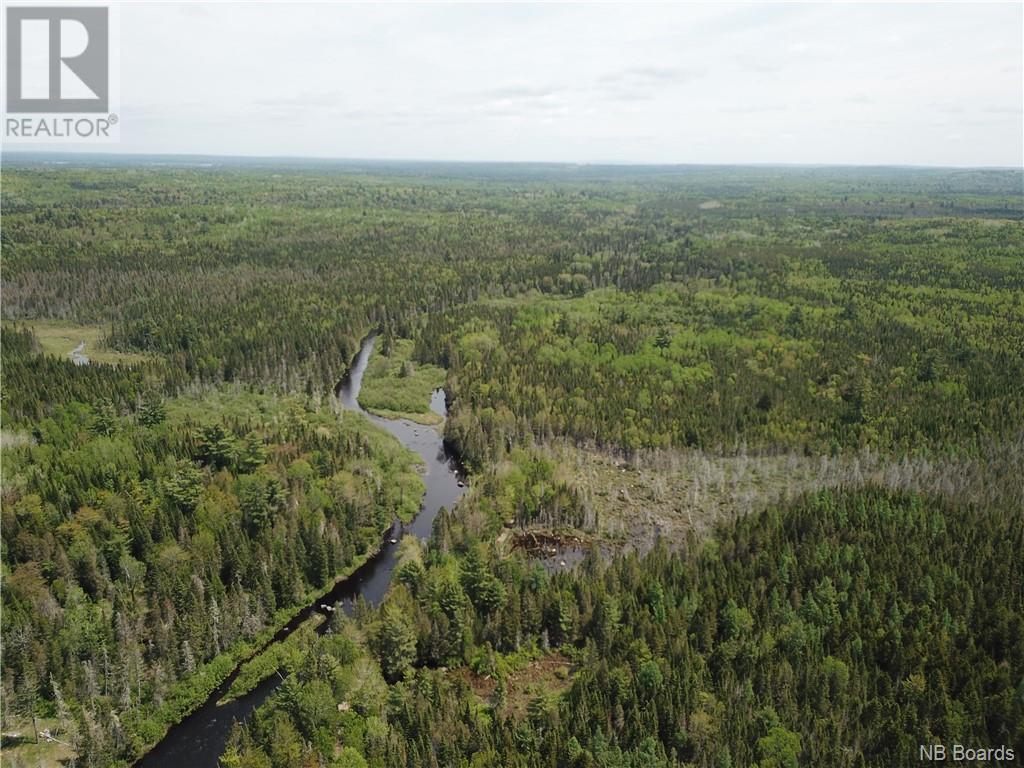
[
  {"x1": 254, "y1": 92, "x2": 350, "y2": 110},
  {"x1": 590, "y1": 66, "x2": 704, "y2": 104},
  {"x1": 475, "y1": 84, "x2": 561, "y2": 101},
  {"x1": 736, "y1": 55, "x2": 785, "y2": 74},
  {"x1": 55, "y1": 2, "x2": 1024, "y2": 166},
  {"x1": 598, "y1": 66, "x2": 703, "y2": 85},
  {"x1": 720, "y1": 103, "x2": 789, "y2": 114}
]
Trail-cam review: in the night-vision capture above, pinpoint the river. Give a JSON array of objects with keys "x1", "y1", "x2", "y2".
[{"x1": 135, "y1": 332, "x2": 465, "y2": 768}]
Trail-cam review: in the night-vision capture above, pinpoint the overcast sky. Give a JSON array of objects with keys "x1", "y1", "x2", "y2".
[{"x1": 62, "y1": 2, "x2": 1024, "y2": 165}]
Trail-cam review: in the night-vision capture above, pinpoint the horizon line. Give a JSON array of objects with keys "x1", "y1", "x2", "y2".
[{"x1": 2, "y1": 148, "x2": 1021, "y2": 173}]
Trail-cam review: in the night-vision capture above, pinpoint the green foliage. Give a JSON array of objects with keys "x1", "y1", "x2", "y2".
[
  {"x1": 436, "y1": 274, "x2": 1023, "y2": 465},
  {"x1": 757, "y1": 727, "x2": 802, "y2": 768},
  {"x1": 0, "y1": 390, "x2": 421, "y2": 765},
  {"x1": 370, "y1": 605, "x2": 417, "y2": 683},
  {"x1": 358, "y1": 338, "x2": 445, "y2": 424},
  {"x1": 228, "y1": 488, "x2": 1024, "y2": 767},
  {"x1": 2, "y1": 162, "x2": 1021, "y2": 768},
  {"x1": 220, "y1": 614, "x2": 326, "y2": 705}
]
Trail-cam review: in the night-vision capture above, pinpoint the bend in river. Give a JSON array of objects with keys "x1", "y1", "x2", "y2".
[{"x1": 135, "y1": 331, "x2": 465, "y2": 768}]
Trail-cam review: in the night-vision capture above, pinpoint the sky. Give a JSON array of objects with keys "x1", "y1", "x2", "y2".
[{"x1": 17, "y1": 2, "x2": 1024, "y2": 166}]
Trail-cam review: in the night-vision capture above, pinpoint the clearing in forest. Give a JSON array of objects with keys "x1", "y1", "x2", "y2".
[
  {"x1": 358, "y1": 338, "x2": 446, "y2": 425},
  {"x1": 19, "y1": 321, "x2": 151, "y2": 366}
]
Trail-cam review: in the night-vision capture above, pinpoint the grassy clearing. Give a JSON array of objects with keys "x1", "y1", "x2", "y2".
[
  {"x1": 0, "y1": 717, "x2": 75, "y2": 768},
  {"x1": 19, "y1": 321, "x2": 150, "y2": 365},
  {"x1": 219, "y1": 613, "x2": 326, "y2": 705},
  {"x1": 358, "y1": 338, "x2": 445, "y2": 425},
  {"x1": 0, "y1": 430, "x2": 35, "y2": 449}
]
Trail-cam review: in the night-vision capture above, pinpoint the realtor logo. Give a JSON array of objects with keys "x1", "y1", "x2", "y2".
[
  {"x1": 4, "y1": 4, "x2": 118, "y2": 142},
  {"x1": 6, "y1": 6, "x2": 109, "y2": 112}
]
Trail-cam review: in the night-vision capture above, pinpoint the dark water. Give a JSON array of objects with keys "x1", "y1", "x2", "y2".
[{"x1": 136, "y1": 332, "x2": 465, "y2": 768}]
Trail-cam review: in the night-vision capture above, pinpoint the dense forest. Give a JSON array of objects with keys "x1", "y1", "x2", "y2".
[
  {"x1": 2, "y1": 344, "x2": 423, "y2": 764},
  {"x1": 223, "y1": 487, "x2": 1024, "y2": 768},
  {"x1": 1, "y1": 159, "x2": 1021, "y2": 767}
]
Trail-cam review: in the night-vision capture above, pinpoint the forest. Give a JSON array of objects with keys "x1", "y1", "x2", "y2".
[
  {"x1": 222, "y1": 487, "x2": 1024, "y2": 768},
  {"x1": 1, "y1": 343, "x2": 423, "y2": 763},
  {"x1": 1, "y1": 158, "x2": 1022, "y2": 767}
]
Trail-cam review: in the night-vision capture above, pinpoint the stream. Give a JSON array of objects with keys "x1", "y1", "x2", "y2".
[{"x1": 135, "y1": 332, "x2": 465, "y2": 768}]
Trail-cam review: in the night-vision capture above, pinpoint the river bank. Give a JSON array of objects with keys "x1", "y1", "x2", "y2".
[{"x1": 133, "y1": 331, "x2": 466, "y2": 768}]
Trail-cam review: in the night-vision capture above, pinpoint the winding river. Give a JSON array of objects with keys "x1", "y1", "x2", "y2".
[{"x1": 136, "y1": 332, "x2": 465, "y2": 768}]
